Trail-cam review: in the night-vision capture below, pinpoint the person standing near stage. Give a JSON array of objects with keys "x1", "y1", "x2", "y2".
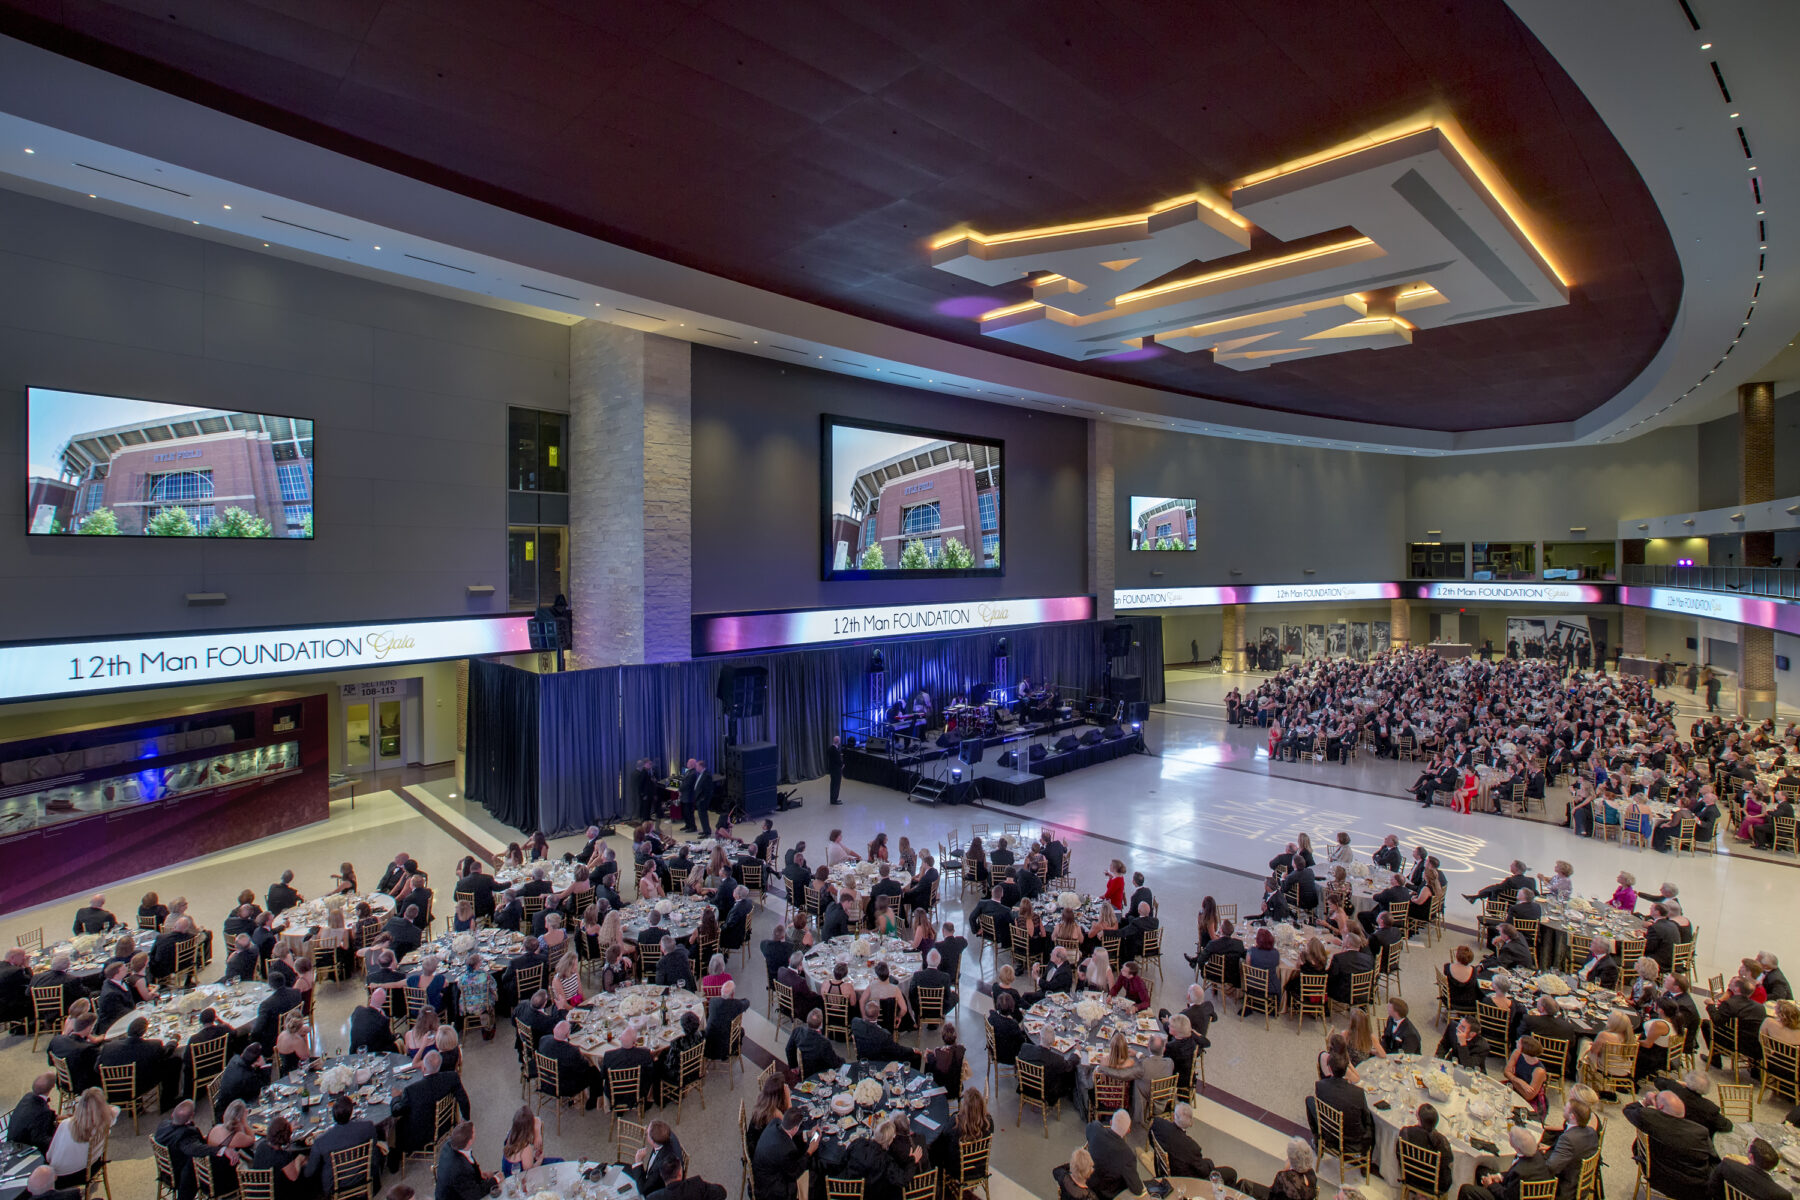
[
  {"x1": 693, "y1": 760, "x2": 714, "y2": 835},
  {"x1": 827, "y1": 736, "x2": 844, "y2": 806},
  {"x1": 634, "y1": 759, "x2": 660, "y2": 822},
  {"x1": 680, "y1": 759, "x2": 701, "y2": 832}
]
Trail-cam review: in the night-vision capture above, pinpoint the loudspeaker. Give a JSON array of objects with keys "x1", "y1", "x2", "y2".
[
  {"x1": 1107, "y1": 675, "x2": 1143, "y2": 705},
  {"x1": 1055, "y1": 734, "x2": 1081, "y2": 752},
  {"x1": 1103, "y1": 724, "x2": 1125, "y2": 740},
  {"x1": 1104, "y1": 622, "x2": 1134, "y2": 658},
  {"x1": 997, "y1": 749, "x2": 1019, "y2": 768},
  {"x1": 715, "y1": 666, "x2": 768, "y2": 718},
  {"x1": 1081, "y1": 729, "x2": 1105, "y2": 746},
  {"x1": 724, "y1": 741, "x2": 778, "y2": 816},
  {"x1": 1127, "y1": 700, "x2": 1151, "y2": 723},
  {"x1": 865, "y1": 737, "x2": 889, "y2": 755},
  {"x1": 1028, "y1": 744, "x2": 1048, "y2": 761},
  {"x1": 936, "y1": 732, "x2": 962, "y2": 749},
  {"x1": 959, "y1": 739, "x2": 984, "y2": 766}
]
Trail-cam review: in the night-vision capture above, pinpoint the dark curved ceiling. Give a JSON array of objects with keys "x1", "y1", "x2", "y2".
[{"x1": 0, "y1": 0, "x2": 1682, "y2": 432}]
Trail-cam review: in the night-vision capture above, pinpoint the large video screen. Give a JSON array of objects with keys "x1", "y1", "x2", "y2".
[
  {"x1": 822, "y1": 417, "x2": 1002, "y2": 578},
  {"x1": 1130, "y1": 496, "x2": 1196, "y2": 550},
  {"x1": 26, "y1": 388, "x2": 314, "y2": 538}
]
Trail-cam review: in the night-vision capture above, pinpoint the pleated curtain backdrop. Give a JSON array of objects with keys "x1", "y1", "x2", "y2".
[{"x1": 463, "y1": 617, "x2": 1164, "y2": 835}]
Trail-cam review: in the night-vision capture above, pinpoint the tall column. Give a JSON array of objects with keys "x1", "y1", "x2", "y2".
[
  {"x1": 568, "y1": 320, "x2": 692, "y2": 667},
  {"x1": 1739, "y1": 381, "x2": 1777, "y2": 716},
  {"x1": 1388, "y1": 598, "x2": 1411, "y2": 651},
  {"x1": 1088, "y1": 421, "x2": 1115, "y2": 621},
  {"x1": 1222, "y1": 604, "x2": 1245, "y2": 672},
  {"x1": 1621, "y1": 609, "x2": 1647, "y2": 658}
]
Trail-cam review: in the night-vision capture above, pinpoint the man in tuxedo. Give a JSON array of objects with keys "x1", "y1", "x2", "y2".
[
  {"x1": 1756, "y1": 952, "x2": 1792, "y2": 1002},
  {"x1": 97, "y1": 1016, "x2": 180, "y2": 1108},
  {"x1": 1151, "y1": 1102, "x2": 1237, "y2": 1184},
  {"x1": 513, "y1": 990, "x2": 558, "y2": 1081},
  {"x1": 389, "y1": 1051, "x2": 469, "y2": 1166},
  {"x1": 656, "y1": 937, "x2": 696, "y2": 992},
  {"x1": 1084, "y1": 1111, "x2": 1146, "y2": 1200},
  {"x1": 760, "y1": 928, "x2": 797, "y2": 988},
  {"x1": 1649, "y1": 1069, "x2": 1733, "y2": 1136},
  {"x1": 784, "y1": 1009, "x2": 841, "y2": 1079},
  {"x1": 721, "y1": 887, "x2": 755, "y2": 951},
  {"x1": 21, "y1": 1165, "x2": 82, "y2": 1200},
  {"x1": 777, "y1": 953, "x2": 821, "y2": 1021},
  {"x1": 46, "y1": 1012, "x2": 101, "y2": 1093},
  {"x1": 1544, "y1": 1096, "x2": 1600, "y2": 1200},
  {"x1": 826, "y1": 736, "x2": 844, "y2": 805},
  {"x1": 1466, "y1": 860, "x2": 1533, "y2": 905},
  {"x1": 376, "y1": 852, "x2": 411, "y2": 896},
  {"x1": 149, "y1": 918, "x2": 198, "y2": 982},
  {"x1": 1280, "y1": 856, "x2": 1320, "y2": 914},
  {"x1": 152, "y1": 1101, "x2": 212, "y2": 1200},
  {"x1": 538, "y1": 1021, "x2": 602, "y2": 1110},
  {"x1": 678, "y1": 759, "x2": 700, "y2": 831},
  {"x1": 1711, "y1": 976, "x2": 1770, "y2": 1068},
  {"x1": 692, "y1": 760, "x2": 715, "y2": 835},
  {"x1": 632, "y1": 759, "x2": 662, "y2": 822},
  {"x1": 1192, "y1": 920, "x2": 1246, "y2": 988},
  {"x1": 704, "y1": 983, "x2": 750, "y2": 1062},
  {"x1": 1434, "y1": 1017, "x2": 1491, "y2": 1071},
  {"x1": 453, "y1": 860, "x2": 498, "y2": 921},
  {"x1": 900, "y1": 857, "x2": 938, "y2": 922},
  {"x1": 1308, "y1": 1052, "x2": 1373, "y2": 1155},
  {"x1": 598, "y1": 1025, "x2": 657, "y2": 1107},
  {"x1": 71, "y1": 895, "x2": 115, "y2": 935},
  {"x1": 1360, "y1": 874, "x2": 1415, "y2": 937},
  {"x1": 868, "y1": 865, "x2": 903, "y2": 911},
  {"x1": 1326, "y1": 934, "x2": 1374, "y2": 1005},
  {"x1": 1625, "y1": 1091, "x2": 1719, "y2": 1200},
  {"x1": 1483, "y1": 924, "x2": 1535, "y2": 972},
  {"x1": 0, "y1": 948, "x2": 33, "y2": 1027},
  {"x1": 1020, "y1": 948, "x2": 1075, "y2": 1007},
  {"x1": 1121, "y1": 901, "x2": 1159, "y2": 965},
  {"x1": 433, "y1": 1120, "x2": 495, "y2": 1200},
  {"x1": 818, "y1": 889, "x2": 850, "y2": 942},
  {"x1": 1373, "y1": 835, "x2": 1403, "y2": 873},
  {"x1": 379, "y1": 909, "x2": 423, "y2": 959},
  {"x1": 211, "y1": 1044, "x2": 268, "y2": 1118},
  {"x1": 969, "y1": 887, "x2": 1013, "y2": 950},
  {"x1": 644, "y1": 1156, "x2": 727, "y2": 1200},
  {"x1": 305, "y1": 1095, "x2": 384, "y2": 1194},
  {"x1": 1401, "y1": 1104, "x2": 1456, "y2": 1196},
  {"x1": 1381, "y1": 998, "x2": 1422, "y2": 1055},
  {"x1": 93, "y1": 962, "x2": 137, "y2": 1035},
  {"x1": 1521, "y1": 996, "x2": 1581, "y2": 1079},
  {"x1": 753, "y1": 1109, "x2": 822, "y2": 1200},
  {"x1": 935, "y1": 922, "x2": 967, "y2": 984},
  {"x1": 1458, "y1": 1125, "x2": 1555, "y2": 1200},
  {"x1": 1577, "y1": 937, "x2": 1620, "y2": 989},
  {"x1": 498, "y1": 937, "x2": 547, "y2": 1014},
  {"x1": 266, "y1": 871, "x2": 302, "y2": 916},
  {"x1": 906, "y1": 949, "x2": 957, "y2": 1017},
  {"x1": 7, "y1": 1075, "x2": 56, "y2": 1152},
  {"x1": 851, "y1": 1000, "x2": 920, "y2": 1066},
  {"x1": 1709, "y1": 1138, "x2": 1790, "y2": 1200},
  {"x1": 250, "y1": 979, "x2": 304, "y2": 1050}
]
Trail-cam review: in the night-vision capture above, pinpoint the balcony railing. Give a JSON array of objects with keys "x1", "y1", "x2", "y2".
[{"x1": 1623, "y1": 563, "x2": 1800, "y2": 600}]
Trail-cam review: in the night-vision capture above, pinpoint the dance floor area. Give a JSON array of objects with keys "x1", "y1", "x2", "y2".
[{"x1": 2, "y1": 679, "x2": 1795, "y2": 1200}]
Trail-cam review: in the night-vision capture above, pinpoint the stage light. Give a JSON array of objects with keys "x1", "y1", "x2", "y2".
[
  {"x1": 1131, "y1": 721, "x2": 1142, "y2": 732},
  {"x1": 951, "y1": 767, "x2": 963, "y2": 780}
]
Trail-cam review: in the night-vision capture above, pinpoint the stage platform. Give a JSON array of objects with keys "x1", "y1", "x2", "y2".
[{"x1": 843, "y1": 719, "x2": 1141, "y2": 805}]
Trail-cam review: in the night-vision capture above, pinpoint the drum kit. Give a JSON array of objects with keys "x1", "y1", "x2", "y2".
[{"x1": 945, "y1": 701, "x2": 999, "y2": 736}]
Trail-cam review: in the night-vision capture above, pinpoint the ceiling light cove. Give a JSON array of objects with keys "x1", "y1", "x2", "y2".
[{"x1": 932, "y1": 126, "x2": 1570, "y2": 371}]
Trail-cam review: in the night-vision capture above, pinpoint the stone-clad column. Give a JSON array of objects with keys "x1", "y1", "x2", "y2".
[
  {"x1": 568, "y1": 320, "x2": 692, "y2": 667},
  {"x1": 1739, "y1": 380, "x2": 1776, "y2": 716},
  {"x1": 1621, "y1": 609, "x2": 1647, "y2": 658},
  {"x1": 1222, "y1": 604, "x2": 1245, "y2": 672},
  {"x1": 1088, "y1": 421, "x2": 1114, "y2": 621},
  {"x1": 1388, "y1": 598, "x2": 1411, "y2": 651}
]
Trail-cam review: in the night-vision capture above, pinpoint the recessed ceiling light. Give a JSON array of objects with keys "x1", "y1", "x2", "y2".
[
  {"x1": 263, "y1": 242, "x2": 269, "y2": 247},
  {"x1": 22, "y1": 147, "x2": 33, "y2": 154},
  {"x1": 1701, "y1": 41, "x2": 1713, "y2": 48},
  {"x1": 222, "y1": 204, "x2": 231, "y2": 210},
  {"x1": 192, "y1": 220, "x2": 199, "y2": 224},
  {"x1": 1731, "y1": 112, "x2": 1740, "y2": 118},
  {"x1": 87, "y1": 194, "x2": 95, "y2": 198},
  {"x1": 373, "y1": 245, "x2": 380, "y2": 250}
]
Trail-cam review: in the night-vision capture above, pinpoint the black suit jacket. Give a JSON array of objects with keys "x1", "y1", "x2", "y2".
[
  {"x1": 785, "y1": 1026, "x2": 842, "y2": 1078},
  {"x1": 304, "y1": 1119, "x2": 380, "y2": 1190},
  {"x1": 1399, "y1": 1126, "x2": 1454, "y2": 1194},
  {"x1": 392, "y1": 1070, "x2": 470, "y2": 1151},
  {"x1": 647, "y1": 1180, "x2": 727, "y2": 1200},
  {"x1": 6, "y1": 1090, "x2": 55, "y2": 1151},
  {"x1": 1084, "y1": 1121, "x2": 1144, "y2": 1200},
  {"x1": 694, "y1": 772, "x2": 716, "y2": 810},
  {"x1": 535, "y1": 1036, "x2": 593, "y2": 1096},
  {"x1": 851, "y1": 1018, "x2": 913, "y2": 1065},
  {"x1": 1382, "y1": 1016, "x2": 1423, "y2": 1055},
  {"x1": 598, "y1": 1045, "x2": 655, "y2": 1098},
  {"x1": 266, "y1": 883, "x2": 301, "y2": 915},
  {"x1": 819, "y1": 905, "x2": 849, "y2": 942},
  {"x1": 753, "y1": 1124, "x2": 810, "y2": 1200},
  {"x1": 152, "y1": 1118, "x2": 211, "y2": 1195},
  {"x1": 97, "y1": 1032, "x2": 171, "y2": 1091},
  {"x1": 94, "y1": 980, "x2": 137, "y2": 1034},
  {"x1": 348, "y1": 1005, "x2": 396, "y2": 1054},
  {"x1": 1625, "y1": 1102, "x2": 1718, "y2": 1199},
  {"x1": 1710, "y1": 1160, "x2": 1791, "y2": 1200},
  {"x1": 435, "y1": 1145, "x2": 491, "y2": 1200},
  {"x1": 706, "y1": 997, "x2": 750, "y2": 1059},
  {"x1": 1150, "y1": 1118, "x2": 1217, "y2": 1179},
  {"x1": 1312, "y1": 1076, "x2": 1373, "y2": 1150},
  {"x1": 46, "y1": 1032, "x2": 101, "y2": 1092},
  {"x1": 72, "y1": 907, "x2": 115, "y2": 934},
  {"x1": 213, "y1": 1055, "x2": 267, "y2": 1116}
]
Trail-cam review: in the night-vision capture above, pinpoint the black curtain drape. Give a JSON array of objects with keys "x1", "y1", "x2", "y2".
[
  {"x1": 464, "y1": 659, "x2": 539, "y2": 831},
  {"x1": 462, "y1": 618, "x2": 1164, "y2": 835}
]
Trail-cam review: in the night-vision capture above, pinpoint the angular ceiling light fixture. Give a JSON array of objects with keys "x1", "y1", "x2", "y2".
[{"x1": 930, "y1": 119, "x2": 1569, "y2": 371}]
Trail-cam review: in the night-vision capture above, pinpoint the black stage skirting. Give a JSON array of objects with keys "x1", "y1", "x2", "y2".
[{"x1": 1029, "y1": 731, "x2": 1144, "y2": 777}]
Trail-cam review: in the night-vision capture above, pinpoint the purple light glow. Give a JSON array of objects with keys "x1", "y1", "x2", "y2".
[{"x1": 933, "y1": 296, "x2": 1004, "y2": 319}]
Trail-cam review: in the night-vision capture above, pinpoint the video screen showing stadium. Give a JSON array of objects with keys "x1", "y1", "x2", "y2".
[
  {"x1": 824, "y1": 418, "x2": 1001, "y2": 577},
  {"x1": 27, "y1": 389, "x2": 314, "y2": 538},
  {"x1": 1130, "y1": 496, "x2": 1197, "y2": 550}
]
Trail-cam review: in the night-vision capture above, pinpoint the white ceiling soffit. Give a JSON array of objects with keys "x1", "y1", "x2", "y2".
[
  {"x1": 1505, "y1": 0, "x2": 1800, "y2": 440},
  {"x1": 0, "y1": 12, "x2": 1785, "y2": 456}
]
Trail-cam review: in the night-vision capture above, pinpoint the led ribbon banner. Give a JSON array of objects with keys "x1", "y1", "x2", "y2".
[
  {"x1": 1113, "y1": 582, "x2": 1402, "y2": 610},
  {"x1": 694, "y1": 595, "x2": 1095, "y2": 655}
]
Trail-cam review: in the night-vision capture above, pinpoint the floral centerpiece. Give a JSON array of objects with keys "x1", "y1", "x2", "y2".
[
  {"x1": 451, "y1": 933, "x2": 476, "y2": 957},
  {"x1": 656, "y1": 899, "x2": 674, "y2": 916},
  {"x1": 320, "y1": 1065, "x2": 355, "y2": 1094},
  {"x1": 851, "y1": 938, "x2": 872, "y2": 958},
  {"x1": 172, "y1": 991, "x2": 213, "y2": 1015},
  {"x1": 852, "y1": 1078, "x2": 885, "y2": 1107},
  {"x1": 1350, "y1": 862, "x2": 1372, "y2": 880},
  {"x1": 1537, "y1": 974, "x2": 1571, "y2": 996},
  {"x1": 1057, "y1": 891, "x2": 1081, "y2": 912},
  {"x1": 1074, "y1": 998, "x2": 1108, "y2": 1024},
  {"x1": 69, "y1": 933, "x2": 103, "y2": 955}
]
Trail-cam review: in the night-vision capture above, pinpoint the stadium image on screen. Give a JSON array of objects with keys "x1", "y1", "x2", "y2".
[
  {"x1": 1130, "y1": 496, "x2": 1197, "y2": 550},
  {"x1": 27, "y1": 389, "x2": 315, "y2": 538},
  {"x1": 825, "y1": 419, "x2": 1001, "y2": 576}
]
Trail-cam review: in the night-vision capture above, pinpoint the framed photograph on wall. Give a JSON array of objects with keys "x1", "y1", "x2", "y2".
[
  {"x1": 1372, "y1": 621, "x2": 1391, "y2": 654},
  {"x1": 1282, "y1": 625, "x2": 1302, "y2": 654},
  {"x1": 1304, "y1": 625, "x2": 1326, "y2": 658},
  {"x1": 1327, "y1": 623, "x2": 1348, "y2": 656},
  {"x1": 1348, "y1": 622, "x2": 1369, "y2": 661}
]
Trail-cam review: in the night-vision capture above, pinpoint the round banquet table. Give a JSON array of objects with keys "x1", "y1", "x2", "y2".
[
  {"x1": 1477, "y1": 968, "x2": 1640, "y2": 1042},
  {"x1": 1244, "y1": 922, "x2": 1348, "y2": 992},
  {"x1": 401, "y1": 926, "x2": 522, "y2": 971},
  {"x1": 1716, "y1": 1123, "x2": 1800, "y2": 1199},
  {"x1": 104, "y1": 980, "x2": 272, "y2": 1042},
  {"x1": 0, "y1": 1143, "x2": 44, "y2": 1200},
  {"x1": 568, "y1": 984, "x2": 704, "y2": 1062},
  {"x1": 498, "y1": 861, "x2": 579, "y2": 892},
  {"x1": 1022, "y1": 991, "x2": 1155, "y2": 1067},
  {"x1": 498, "y1": 1160, "x2": 640, "y2": 1199},
  {"x1": 30, "y1": 928, "x2": 155, "y2": 981},
  {"x1": 271, "y1": 892, "x2": 393, "y2": 937},
  {"x1": 247, "y1": 1052, "x2": 411, "y2": 1146},
  {"x1": 1358, "y1": 1054, "x2": 1537, "y2": 1192},
  {"x1": 793, "y1": 1062, "x2": 950, "y2": 1176},
  {"x1": 803, "y1": 936, "x2": 920, "y2": 994},
  {"x1": 620, "y1": 896, "x2": 712, "y2": 942},
  {"x1": 1536, "y1": 896, "x2": 1649, "y2": 972},
  {"x1": 827, "y1": 862, "x2": 914, "y2": 894}
]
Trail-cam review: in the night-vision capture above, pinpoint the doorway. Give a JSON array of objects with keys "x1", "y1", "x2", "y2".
[{"x1": 343, "y1": 693, "x2": 405, "y2": 773}]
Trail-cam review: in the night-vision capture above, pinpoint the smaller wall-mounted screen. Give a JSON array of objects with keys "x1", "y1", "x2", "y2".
[
  {"x1": 822, "y1": 417, "x2": 1002, "y2": 578},
  {"x1": 27, "y1": 389, "x2": 314, "y2": 538},
  {"x1": 1130, "y1": 496, "x2": 1197, "y2": 550}
]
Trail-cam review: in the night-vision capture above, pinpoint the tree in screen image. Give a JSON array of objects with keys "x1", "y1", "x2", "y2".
[
  {"x1": 857, "y1": 543, "x2": 885, "y2": 570},
  {"x1": 302, "y1": 513, "x2": 314, "y2": 539},
  {"x1": 145, "y1": 507, "x2": 198, "y2": 536},
  {"x1": 74, "y1": 508, "x2": 119, "y2": 535},
  {"x1": 938, "y1": 537, "x2": 976, "y2": 569},
  {"x1": 205, "y1": 506, "x2": 274, "y2": 538},
  {"x1": 898, "y1": 539, "x2": 932, "y2": 570}
]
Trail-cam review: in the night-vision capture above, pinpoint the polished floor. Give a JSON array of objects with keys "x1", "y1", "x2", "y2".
[{"x1": 3, "y1": 681, "x2": 1795, "y2": 1199}]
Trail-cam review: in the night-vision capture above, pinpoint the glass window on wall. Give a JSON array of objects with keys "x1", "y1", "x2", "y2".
[
  {"x1": 508, "y1": 525, "x2": 569, "y2": 610},
  {"x1": 1408, "y1": 542, "x2": 1466, "y2": 579},
  {"x1": 1472, "y1": 541, "x2": 1536, "y2": 580},
  {"x1": 509, "y1": 407, "x2": 568, "y2": 493},
  {"x1": 1542, "y1": 541, "x2": 1616, "y2": 581}
]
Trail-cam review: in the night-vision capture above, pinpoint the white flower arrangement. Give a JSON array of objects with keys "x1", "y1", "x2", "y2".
[
  {"x1": 531, "y1": 1190, "x2": 561, "y2": 1200},
  {"x1": 70, "y1": 933, "x2": 102, "y2": 955},
  {"x1": 1057, "y1": 891, "x2": 1080, "y2": 911},
  {"x1": 1350, "y1": 863, "x2": 1372, "y2": 880},
  {"x1": 320, "y1": 1065, "x2": 355, "y2": 1094},
  {"x1": 851, "y1": 938, "x2": 872, "y2": 957},
  {"x1": 451, "y1": 933, "x2": 476, "y2": 957},
  {"x1": 853, "y1": 1078, "x2": 885, "y2": 1107},
  {"x1": 656, "y1": 899, "x2": 674, "y2": 916},
  {"x1": 1074, "y1": 999, "x2": 1108, "y2": 1024},
  {"x1": 172, "y1": 991, "x2": 212, "y2": 1015},
  {"x1": 1272, "y1": 923, "x2": 1298, "y2": 945}
]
